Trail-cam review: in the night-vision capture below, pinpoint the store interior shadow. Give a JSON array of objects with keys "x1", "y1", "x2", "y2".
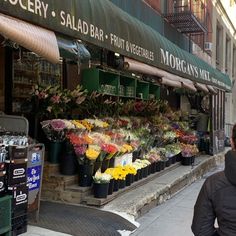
[{"x1": 29, "y1": 201, "x2": 137, "y2": 236}]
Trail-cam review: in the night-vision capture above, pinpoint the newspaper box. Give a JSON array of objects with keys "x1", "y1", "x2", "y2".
[{"x1": 27, "y1": 144, "x2": 44, "y2": 221}]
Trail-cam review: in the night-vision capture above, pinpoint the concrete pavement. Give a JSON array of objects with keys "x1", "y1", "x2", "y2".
[
  {"x1": 102, "y1": 152, "x2": 226, "y2": 220},
  {"x1": 22, "y1": 150, "x2": 227, "y2": 236},
  {"x1": 21, "y1": 226, "x2": 72, "y2": 236},
  {"x1": 131, "y1": 164, "x2": 224, "y2": 236}
]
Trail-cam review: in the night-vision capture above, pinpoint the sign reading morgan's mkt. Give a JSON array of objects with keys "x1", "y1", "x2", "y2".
[{"x1": 0, "y1": 0, "x2": 231, "y2": 90}]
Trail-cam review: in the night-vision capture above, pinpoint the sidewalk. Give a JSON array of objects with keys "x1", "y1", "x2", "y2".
[
  {"x1": 22, "y1": 226, "x2": 72, "y2": 236},
  {"x1": 23, "y1": 150, "x2": 226, "y2": 236},
  {"x1": 102, "y1": 151, "x2": 226, "y2": 220},
  {"x1": 131, "y1": 164, "x2": 224, "y2": 236}
]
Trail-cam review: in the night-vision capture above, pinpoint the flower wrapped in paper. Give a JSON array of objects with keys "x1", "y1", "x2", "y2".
[{"x1": 41, "y1": 119, "x2": 67, "y2": 142}]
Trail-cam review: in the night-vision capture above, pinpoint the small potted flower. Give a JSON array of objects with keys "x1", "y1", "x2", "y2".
[
  {"x1": 181, "y1": 143, "x2": 199, "y2": 166},
  {"x1": 93, "y1": 171, "x2": 112, "y2": 198}
]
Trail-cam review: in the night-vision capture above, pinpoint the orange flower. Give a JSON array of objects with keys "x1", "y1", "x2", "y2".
[{"x1": 84, "y1": 134, "x2": 93, "y2": 144}]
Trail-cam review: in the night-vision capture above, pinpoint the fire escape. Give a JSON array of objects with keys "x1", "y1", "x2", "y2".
[{"x1": 163, "y1": 0, "x2": 209, "y2": 51}]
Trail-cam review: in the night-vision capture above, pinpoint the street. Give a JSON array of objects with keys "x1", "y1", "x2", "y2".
[{"x1": 131, "y1": 164, "x2": 224, "y2": 236}]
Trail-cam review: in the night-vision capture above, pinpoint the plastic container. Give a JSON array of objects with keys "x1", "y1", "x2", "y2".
[
  {"x1": 0, "y1": 115, "x2": 28, "y2": 135},
  {"x1": 8, "y1": 184, "x2": 28, "y2": 218},
  {"x1": 6, "y1": 146, "x2": 27, "y2": 161},
  {"x1": 0, "y1": 195, "x2": 12, "y2": 235},
  {"x1": 0, "y1": 171, "x2": 6, "y2": 197},
  {"x1": 11, "y1": 214, "x2": 27, "y2": 236},
  {"x1": 5, "y1": 161, "x2": 27, "y2": 187},
  {"x1": 181, "y1": 156, "x2": 195, "y2": 166}
]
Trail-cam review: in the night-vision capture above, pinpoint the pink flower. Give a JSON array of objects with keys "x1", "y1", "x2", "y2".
[
  {"x1": 74, "y1": 145, "x2": 87, "y2": 156},
  {"x1": 38, "y1": 91, "x2": 48, "y2": 99},
  {"x1": 50, "y1": 119, "x2": 66, "y2": 131},
  {"x1": 50, "y1": 95, "x2": 61, "y2": 104}
]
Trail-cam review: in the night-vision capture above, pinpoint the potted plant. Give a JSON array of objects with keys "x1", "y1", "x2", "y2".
[{"x1": 93, "y1": 171, "x2": 112, "y2": 198}]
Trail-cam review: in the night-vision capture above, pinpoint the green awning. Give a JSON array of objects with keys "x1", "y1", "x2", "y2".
[{"x1": 0, "y1": 0, "x2": 231, "y2": 91}]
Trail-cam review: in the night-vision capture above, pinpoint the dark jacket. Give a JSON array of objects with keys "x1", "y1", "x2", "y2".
[{"x1": 192, "y1": 150, "x2": 236, "y2": 236}]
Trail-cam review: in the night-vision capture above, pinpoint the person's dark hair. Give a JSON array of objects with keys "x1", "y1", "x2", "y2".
[{"x1": 232, "y1": 124, "x2": 236, "y2": 148}]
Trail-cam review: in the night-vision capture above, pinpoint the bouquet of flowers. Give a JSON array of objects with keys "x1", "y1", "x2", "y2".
[
  {"x1": 99, "y1": 143, "x2": 119, "y2": 161},
  {"x1": 181, "y1": 143, "x2": 199, "y2": 157},
  {"x1": 41, "y1": 119, "x2": 67, "y2": 142},
  {"x1": 67, "y1": 132, "x2": 100, "y2": 165}
]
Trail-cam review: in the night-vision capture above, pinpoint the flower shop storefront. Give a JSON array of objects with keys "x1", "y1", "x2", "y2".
[{"x1": 0, "y1": 0, "x2": 232, "y2": 204}]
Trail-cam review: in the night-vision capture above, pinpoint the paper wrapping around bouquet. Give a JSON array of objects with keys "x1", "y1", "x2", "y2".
[{"x1": 114, "y1": 153, "x2": 133, "y2": 167}]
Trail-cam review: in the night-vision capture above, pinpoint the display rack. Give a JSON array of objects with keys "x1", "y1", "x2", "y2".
[
  {"x1": 0, "y1": 114, "x2": 44, "y2": 234},
  {"x1": 12, "y1": 51, "x2": 62, "y2": 113},
  {"x1": 81, "y1": 68, "x2": 160, "y2": 100}
]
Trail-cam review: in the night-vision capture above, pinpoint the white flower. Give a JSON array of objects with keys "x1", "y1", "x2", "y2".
[{"x1": 93, "y1": 171, "x2": 112, "y2": 184}]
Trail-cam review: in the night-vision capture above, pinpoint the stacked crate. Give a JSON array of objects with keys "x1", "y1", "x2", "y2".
[
  {"x1": 0, "y1": 146, "x2": 7, "y2": 198},
  {"x1": 0, "y1": 146, "x2": 11, "y2": 236},
  {"x1": 5, "y1": 146, "x2": 28, "y2": 236},
  {"x1": 0, "y1": 195, "x2": 12, "y2": 236}
]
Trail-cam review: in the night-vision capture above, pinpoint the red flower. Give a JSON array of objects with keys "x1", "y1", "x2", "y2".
[
  {"x1": 101, "y1": 143, "x2": 118, "y2": 154},
  {"x1": 67, "y1": 133, "x2": 87, "y2": 145}
]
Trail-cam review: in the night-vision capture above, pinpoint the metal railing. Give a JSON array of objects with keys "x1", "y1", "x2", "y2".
[{"x1": 165, "y1": 0, "x2": 206, "y2": 25}]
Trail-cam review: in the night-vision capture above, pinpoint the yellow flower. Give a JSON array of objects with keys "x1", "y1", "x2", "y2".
[
  {"x1": 80, "y1": 120, "x2": 94, "y2": 131},
  {"x1": 85, "y1": 148, "x2": 100, "y2": 160},
  {"x1": 122, "y1": 144, "x2": 133, "y2": 153},
  {"x1": 102, "y1": 121, "x2": 109, "y2": 128},
  {"x1": 72, "y1": 120, "x2": 86, "y2": 129}
]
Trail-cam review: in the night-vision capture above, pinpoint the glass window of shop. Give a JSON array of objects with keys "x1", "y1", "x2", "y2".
[{"x1": 12, "y1": 48, "x2": 63, "y2": 114}]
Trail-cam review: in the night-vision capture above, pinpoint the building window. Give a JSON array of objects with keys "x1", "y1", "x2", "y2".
[
  {"x1": 216, "y1": 23, "x2": 223, "y2": 70},
  {"x1": 233, "y1": 46, "x2": 236, "y2": 77},
  {"x1": 225, "y1": 36, "x2": 231, "y2": 74}
]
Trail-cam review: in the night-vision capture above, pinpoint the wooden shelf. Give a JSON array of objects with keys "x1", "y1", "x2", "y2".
[
  {"x1": 82, "y1": 68, "x2": 160, "y2": 101},
  {"x1": 13, "y1": 81, "x2": 34, "y2": 86}
]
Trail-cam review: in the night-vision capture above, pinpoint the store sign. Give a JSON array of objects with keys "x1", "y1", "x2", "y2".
[
  {"x1": 27, "y1": 165, "x2": 41, "y2": 191},
  {"x1": 0, "y1": 0, "x2": 231, "y2": 90},
  {"x1": 30, "y1": 152, "x2": 41, "y2": 165}
]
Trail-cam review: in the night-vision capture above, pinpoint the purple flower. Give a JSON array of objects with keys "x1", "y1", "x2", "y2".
[
  {"x1": 50, "y1": 119, "x2": 66, "y2": 131},
  {"x1": 74, "y1": 145, "x2": 87, "y2": 156}
]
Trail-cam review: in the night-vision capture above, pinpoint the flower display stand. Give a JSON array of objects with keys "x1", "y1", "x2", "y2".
[
  {"x1": 78, "y1": 164, "x2": 93, "y2": 187},
  {"x1": 156, "y1": 162, "x2": 161, "y2": 172},
  {"x1": 101, "y1": 159, "x2": 110, "y2": 173},
  {"x1": 176, "y1": 153, "x2": 182, "y2": 162},
  {"x1": 181, "y1": 156, "x2": 195, "y2": 166},
  {"x1": 125, "y1": 174, "x2": 134, "y2": 186},
  {"x1": 93, "y1": 183, "x2": 109, "y2": 198},
  {"x1": 113, "y1": 180, "x2": 119, "y2": 192},
  {"x1": 48, "y1": 141, "x2": 63, "y2": 164},
  {"x1": 108, "y1": 179, "x2": 114, "y2": 195},
  {"x1": 119, "y1": 180, "x2": 126, "y2": 189},
  {"x1": 60, "y1": 151, "x2": 78, "y2": 176},
  {"x1": 150, "y1": 162, "x2": 156, "y2": 174}
]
